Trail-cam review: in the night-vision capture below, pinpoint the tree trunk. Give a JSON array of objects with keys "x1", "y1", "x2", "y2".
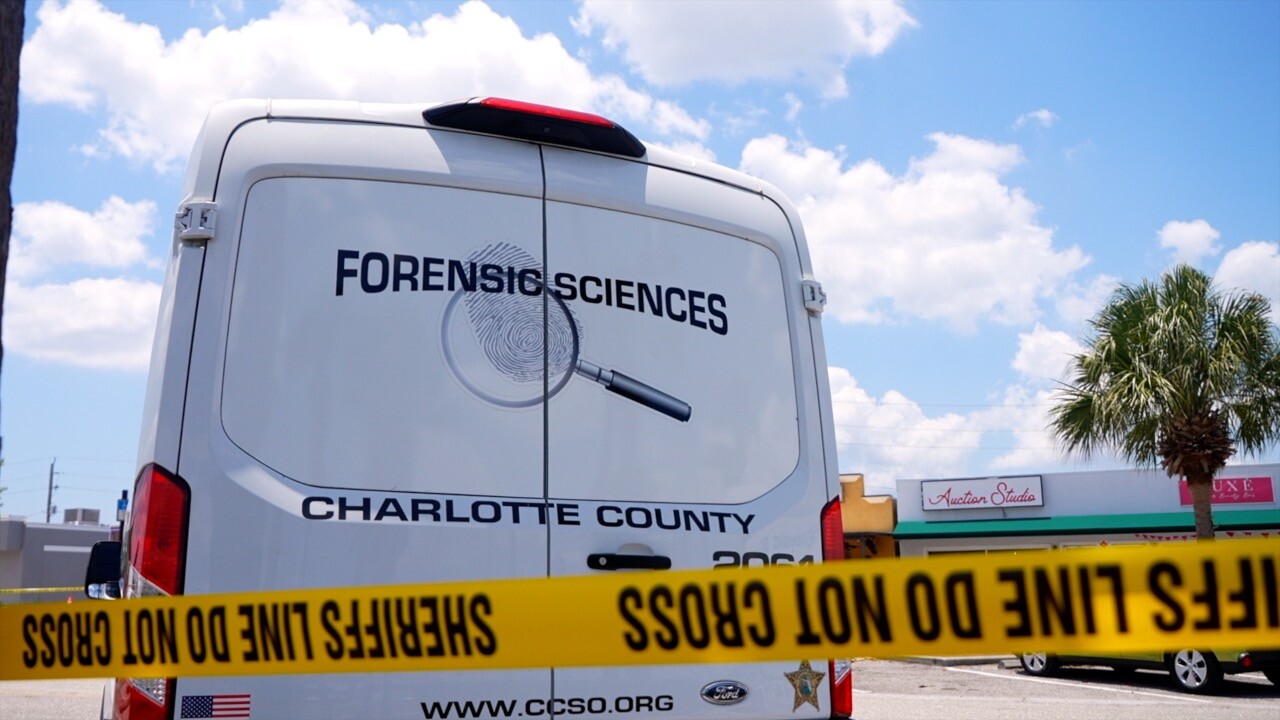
[
  {"x1": 1185, "y1": 473, "x2": 1216, "y2": 540},
  {"x1": 0, "y1": 0, "x2": 24, "y2": 458}
]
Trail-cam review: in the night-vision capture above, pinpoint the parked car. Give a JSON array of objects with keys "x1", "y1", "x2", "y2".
[{"x1": 1019, "y1": 650, "x2": 1280, "y2": 693}]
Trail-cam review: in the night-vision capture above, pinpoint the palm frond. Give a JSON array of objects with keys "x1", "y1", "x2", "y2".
[{"x1": 1048, "y1": 264, "x2": 1280, "y2": 472}]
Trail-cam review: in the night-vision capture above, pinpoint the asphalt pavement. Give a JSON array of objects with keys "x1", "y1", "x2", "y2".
[{"x1": 0, "y1": 678, "x2": 106, "y2": 720}]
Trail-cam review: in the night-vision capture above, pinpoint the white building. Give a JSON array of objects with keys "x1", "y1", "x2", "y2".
[{"x1": 894, "y1": 463, "x2": 1279, "y2": 556}]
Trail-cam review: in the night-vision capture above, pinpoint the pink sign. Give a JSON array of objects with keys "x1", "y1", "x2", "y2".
[{"x1": 1177, "y1": 477, "x2": 1275, "y2": 505}]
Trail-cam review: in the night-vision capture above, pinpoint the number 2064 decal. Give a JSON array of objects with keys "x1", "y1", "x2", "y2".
[{"x1": 712, "y1": 551, "x2": 814, "y2": 568}]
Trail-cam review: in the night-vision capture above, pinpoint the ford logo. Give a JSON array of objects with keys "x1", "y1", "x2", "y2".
[{"x1": 701, "y1": 680, "x2": 749, "y2": 705}]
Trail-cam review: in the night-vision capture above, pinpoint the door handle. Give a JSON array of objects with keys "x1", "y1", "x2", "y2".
[{"x1": 587, "y1": 553, "x2": 672, "y2": 571}]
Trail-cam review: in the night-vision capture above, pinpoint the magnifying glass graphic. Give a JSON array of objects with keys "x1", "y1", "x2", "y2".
[{"x1": 440, "y1": 242, "x2": 692, "y2": 422}]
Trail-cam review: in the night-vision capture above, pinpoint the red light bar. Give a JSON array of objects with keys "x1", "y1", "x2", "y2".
[
  {"x1": 480, "y1": 97, "x2": 615, "y2": 128},
  {"x1": 423, "y1": 97, "x2": 645, "y2": 158}
]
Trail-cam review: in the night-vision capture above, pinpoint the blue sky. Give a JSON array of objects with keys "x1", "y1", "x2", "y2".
[{"x1": 3, "y1": 0, "x2": 1278, "y2": 521}]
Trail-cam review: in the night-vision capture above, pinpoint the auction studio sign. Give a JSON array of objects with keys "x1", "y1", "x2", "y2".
[{"x1": 922, "y1": 476, "x2": 1044, "y2": 511}]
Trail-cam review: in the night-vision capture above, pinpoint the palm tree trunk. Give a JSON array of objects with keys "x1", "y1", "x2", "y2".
[
  {"x1": 1186, "y1": 474, "x2": 1216, "y2": 540},
  {"x1": 0, "y1": 0, "x2": 24, "y2": 460}
]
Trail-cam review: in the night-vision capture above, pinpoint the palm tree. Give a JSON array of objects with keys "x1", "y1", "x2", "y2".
[{"x1": 1050, "y1": 264, "x2": 1280, "y2": 539}]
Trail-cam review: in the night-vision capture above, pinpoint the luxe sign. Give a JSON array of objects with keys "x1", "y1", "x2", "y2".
[
  {"x1": 1178, "y1": 477, "x2": 1275, "y2": 506},
  {"x1": 922, "y1": 476, "x2": 1044, "y2": 511}
]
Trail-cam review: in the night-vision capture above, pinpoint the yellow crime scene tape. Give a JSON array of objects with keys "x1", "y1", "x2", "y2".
[{"x1": 1, "y1": 537, "x2": 1276, "y2": 681}]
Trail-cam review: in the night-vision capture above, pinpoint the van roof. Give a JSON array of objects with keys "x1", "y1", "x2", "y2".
[{"x1": 182, "y1": 98, "x2": 770, "y2": 202}]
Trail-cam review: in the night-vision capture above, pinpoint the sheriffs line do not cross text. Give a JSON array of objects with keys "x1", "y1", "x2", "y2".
[
  {"x1": 616, "y1": 555, "x2": 1280, "y2": 653},
  {"x1": 20, "y1": 593, "x2": 495, "y2": 672},
  {"x1": 7, "y1": 542, "x2": 1278, "y2": 678}
]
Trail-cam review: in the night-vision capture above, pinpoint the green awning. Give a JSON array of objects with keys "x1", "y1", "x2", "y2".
[{"x1": 894, "y1": 508, "x2": 1280, "y2": 538}]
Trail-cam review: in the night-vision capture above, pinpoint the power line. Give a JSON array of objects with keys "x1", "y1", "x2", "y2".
[
  {"x1": 0, "y1": 456, "x2": 132, "y2": 466},
  {"x1": 0, "y1": 458, "x2": 53, "y2": 467},
  {"x1": 835, "y1": 423, "x2": 1050, "y2": 433},
  {"x1": 57, "y1": 472, "x2": 131, "y2": 482},
  {"x1": 837, "y1": 440, "x2": 1056, "y2": 450},
  {"x1": 832, "y1": 398, "x2": 1056, "y2": 409},
  {"x1": 0, "y1": 473, "x2": 49, "y2": 483}
]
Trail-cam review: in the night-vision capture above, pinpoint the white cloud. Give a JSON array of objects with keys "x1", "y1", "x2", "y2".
[
  {"x1": 740, "y1": 133, "x2": 1089, "y2": 330},
  {"x1": 784, "y1": 93, "x2": 803, "y2": 123},
  {"x1": 646, "y1": 140, "x2": 718, "y2": 164},
  {"x1": 829, "y1": 361, "x2": 1114, "y2": 489},
  {"x1": 980, "y1": 383, "x2": 1127, "y2": 472},
  {"x1": 6, "y1": 196, "x2": 161, "y2": 370},
  {"x1": 1011, "y1": 324, "x2": 1083, "y2": 383},
  {"x1": 21, "y1": 0, "x2": 707, "y2": 171},
  {"x1": 828, "y1": 366, "x2": 975, "y2": 493},
  {"x1": 713, "y1": 101, "x2": 771, "y2": 138},
  {"x1": 1013, "y1": 108, "x2": 1057, "y2": 129},
  {"x1": 11, "y1": 197, "x2": 157, "y2": 279},
  {"x1": 1158, "y1": 219, "x2": 1221, "y2": 265},
  {"x1": 1215, "y1": 241, "x2": 1280, "y2": 324},
  {"x1": 208, "y1": 1, "x2": 248, "y2": 24},
  {"x1": 911, "y1": 132, "x2": 1024, "y2": 175},
  {"x1": 574, "y1": 0, "x2": 917, "y2": 98},
  {"x1": 981, "y1": 385, "x2": 1061, "y2": 471},
  {"x1": 830, "y1": 337, "x2": 1134, "y2": 486},
  {"x1": 1063, "y1": 139, "x2": 1094, "y2": 163},
  {"x1": 1053, "y1": 274, "x2": 1119, "y2": 328},
  {"x1": 5, "y1": 278, "x2": 162, "y2": 371}
]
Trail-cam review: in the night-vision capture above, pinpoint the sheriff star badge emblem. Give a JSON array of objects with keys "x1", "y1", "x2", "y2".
[{"x1": 784, "y1": 660, "x2": 825, "y2": 712}]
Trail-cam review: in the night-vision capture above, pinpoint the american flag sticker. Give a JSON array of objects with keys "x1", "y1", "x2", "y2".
[{"x1": 180, "y1": 693, "x2": 251, "y2": 718}]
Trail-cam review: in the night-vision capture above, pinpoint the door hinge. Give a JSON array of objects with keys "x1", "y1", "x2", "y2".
[
  {"x1": 175, "y1": 202, "x2": 218, "y2": 243},
  {"x1": 801, "y1": 278, "x2": 826, "y2": 314}
]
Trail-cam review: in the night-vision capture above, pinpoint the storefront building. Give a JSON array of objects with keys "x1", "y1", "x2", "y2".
[
  {"x1": 894, "y1": 463, "x2": 1279, "y2": 557},
  {"x1": 0, "y1": 511, "x2": 114, "y2": 604}
]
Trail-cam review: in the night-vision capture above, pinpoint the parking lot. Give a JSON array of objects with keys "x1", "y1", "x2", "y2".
[
  {"x1": 852, "y1": 658, "x2": 1279, "y2": 720},
  {"x1": 2, "y1": 659, "x2": 1276, "y2": 720}
]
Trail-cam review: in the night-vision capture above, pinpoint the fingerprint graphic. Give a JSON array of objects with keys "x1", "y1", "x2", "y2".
[{"x1": 462, "y1": 243, "x2": 580, "y2": 383}]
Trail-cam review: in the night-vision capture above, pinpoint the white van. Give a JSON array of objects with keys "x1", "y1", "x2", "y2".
[{"x1": 97, "y1": 97, "x2": 848, "y2": 720}]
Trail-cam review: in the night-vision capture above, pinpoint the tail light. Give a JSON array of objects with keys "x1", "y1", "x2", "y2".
[
  {"x1": 423, "y1": 96, "x2": 646, "y2": 158},
  {"x1": 821, "y1": 496, "x2": 852, "y2": 717},
  {"x1": 115, "y1": 464, "x2": 190, "y2": 720},
  {"x1": 821, "y1": 496, "x2": 845, "y2": 562},
  {"x1": 828, "y1": 658, "x2": 853, "y2": 718}
]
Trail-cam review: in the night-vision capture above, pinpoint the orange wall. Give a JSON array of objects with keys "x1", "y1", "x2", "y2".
[{"x1": 840, "y1": 473, "x2": 898, "y2": 558}]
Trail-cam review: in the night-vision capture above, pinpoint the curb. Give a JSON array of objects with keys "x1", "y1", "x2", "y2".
[{"x1": 892, "y1": 655, "x2": 1016, "y2": 667}]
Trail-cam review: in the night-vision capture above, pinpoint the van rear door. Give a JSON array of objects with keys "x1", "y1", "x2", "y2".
[
  {"x1": 543, "y1": 147, "x2": 834, "y2": 720},
  {"x1": 176, "y1": 117, "x2": 554, "y2": 718}
]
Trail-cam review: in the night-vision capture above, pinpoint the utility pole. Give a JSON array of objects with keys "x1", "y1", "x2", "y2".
[{"x1": 45, "y1": 457, "x2": 57, "y2": 523}]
